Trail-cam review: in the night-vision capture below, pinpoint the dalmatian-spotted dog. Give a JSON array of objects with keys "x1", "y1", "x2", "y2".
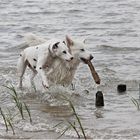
[
  {"x1": 19, "y1": 34, "x2": 94, "y2": 86},
  {"x1": 17, "y1": 38, "x2": 73, "y2": 89}
]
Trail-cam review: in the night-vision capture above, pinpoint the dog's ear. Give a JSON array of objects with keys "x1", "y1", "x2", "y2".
[
  {"x1": 66, "y1": 35, "x2": 74, "y2": 47},
  {"x1": 52, "y1": 42, "x2": 59, "y2": 50}
]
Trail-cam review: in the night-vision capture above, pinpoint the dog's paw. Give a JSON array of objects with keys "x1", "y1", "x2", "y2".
[{"x1": 42, "y1": 82, "x2": 49, "y2": 89}]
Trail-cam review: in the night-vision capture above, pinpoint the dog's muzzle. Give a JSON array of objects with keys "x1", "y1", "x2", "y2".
[
  {"x1": 80, "y1": 55, "x2": 94, "y2": 64},
  {"x1": 66, "y1": 57, "x2": 74, "y2": 62}
]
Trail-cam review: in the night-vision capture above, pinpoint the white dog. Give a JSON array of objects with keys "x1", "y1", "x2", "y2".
[
  {"x1": 20, "y1": 34, "x2": 94, "y2": 86},
  {"x1": 48, "y1": 35, "x2": 94, "y2": 86},
  {"x1": 17, "y1": 38, "x2": 73, "y2": 89}
]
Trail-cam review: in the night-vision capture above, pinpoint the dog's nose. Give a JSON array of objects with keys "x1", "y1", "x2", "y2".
[
  {"x1": 90, "y1": 55, "x2": 94, "y2": 60},
  {"x1": 70, "y1": 57, "x2": 74, "y2": 60}
]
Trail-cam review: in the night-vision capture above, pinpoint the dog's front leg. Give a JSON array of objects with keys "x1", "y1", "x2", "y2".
[{"x1": 36, "y1": 55, "x2": 49, "y2": 89}]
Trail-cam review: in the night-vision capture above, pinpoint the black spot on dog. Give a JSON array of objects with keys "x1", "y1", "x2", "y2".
[
  {"x1": 28, "y1": 63, "x2": 31, "y2": 68},
  {"x1": 33, "y1": 58, "x2": 37, "y2": 61},
  {"x1": 33, "y1": 66, "x2": 36, "y2": 69},
  {"x1": 63, "y1": 41, "x2": 66, "y2": 44},
  {"x1": 36, "y1": 47, "x2": 38, "y2": 49},
  {"x1": 20, "y1": 54, "x2": 22, "y2": 56},
  {"x1": 39, "y1": 67, "x2": 42, "y2": 69}
]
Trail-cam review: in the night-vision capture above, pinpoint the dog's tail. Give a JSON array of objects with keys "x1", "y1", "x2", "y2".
[
  {"x1": 16, "y1": 33, "x2": 48, "y2": 50},
  {"x1": 23, "y1": 33, "x2": 47, "y2": 46}
]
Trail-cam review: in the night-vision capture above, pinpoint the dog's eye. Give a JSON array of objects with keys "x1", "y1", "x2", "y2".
[
  {"x1": 63, "y1": 51, "x2": 67, "y2": 54},
  {"x1": 80, "y1": 49, "x2": 85, "y2": 51}
]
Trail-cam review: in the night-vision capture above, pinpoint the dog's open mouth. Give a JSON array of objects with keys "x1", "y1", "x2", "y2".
[{"x1": 80, "y1": 58, "x2": 89, "y2": 64}]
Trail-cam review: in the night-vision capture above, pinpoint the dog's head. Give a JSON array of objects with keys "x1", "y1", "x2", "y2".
[
  {"x1": 50, "y1": 40, "x2": 73, "y2": 62},
  {"x1": 65, "y1": 36, "x2": 93, "y2": 63}
]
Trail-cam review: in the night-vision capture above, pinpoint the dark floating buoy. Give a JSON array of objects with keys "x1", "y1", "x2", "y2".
[
  {"x1": 95, "y1": 91, "x2": 104, "y2": 107},
  {"x1": 117, "y1": 84, "x2": 126, "y2": 93}
]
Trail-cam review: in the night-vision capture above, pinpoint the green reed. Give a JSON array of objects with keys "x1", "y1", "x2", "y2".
[
  {"x1": 0, "y1": 107, "x2": 8, "y2": 132},
  {"x1": 3, "y1": 85, "x2": 32, "y2": 122},
  {"x1": 56, "y1": 95, "x2": 86, "y2": 139},
  {"x1": 57, "y1": 125, "x2": 71, "y2": 139},
  {"x1": 6, "y1": 118, "x2": 15, "y2": 135},
  {"x1": 67, "y1": 121, "x2": 80, "y2": 138},
  {"x1": 68, "y1": 99, "x2": 86, "y2": 139},
  {"x1": 131, "y1": 97, "x2": 140, "y2": 110},
  {"x1": 0, "y1": 107, "x2": 15, "y2": 135},
  {"x1": 4, "y1": 85, "x2": 25, "y2": 119},
  {"x1": 24, "y1": 102, "x2": 32, "y2": 123}
]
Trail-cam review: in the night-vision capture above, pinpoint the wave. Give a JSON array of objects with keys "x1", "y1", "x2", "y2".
[{"x1": 96, "y1": 44, "x2": 140, "y2": 52}]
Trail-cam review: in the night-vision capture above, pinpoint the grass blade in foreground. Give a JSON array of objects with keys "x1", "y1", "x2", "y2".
[
  {"x1": 69, "y1": 100, "x2": 86, "y2": 139},
  {"x1": 0, "y1": 107, "x2": 8, "y2": 132},
  {"x1": 59, "y1": 95, "x2": 86, "y2": 139},
  {"x1": 24, "y1": 102, "x2": 32, "y2": 123},
  {"x1": 131, "y1": 97, "x2": 140, "y2": 110},
  {"x1": 7, "y1": 119, "x2": 15, "y2": 135},
  {"x1": 67, "y1": 121, "x2": 80, "y2": 138},
  {"x1": 57, "y1": 125, "x2": 71, "y2": 139}
]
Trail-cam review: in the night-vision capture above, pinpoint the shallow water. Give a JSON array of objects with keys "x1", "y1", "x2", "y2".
[{"x1": 0, "y1": 0, "x2": 140, "y2": 139}]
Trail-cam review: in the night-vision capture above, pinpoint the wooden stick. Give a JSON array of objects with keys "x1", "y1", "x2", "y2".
[{"x1": 86, "y1": 60, "x2": 100, "y2": 84}]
